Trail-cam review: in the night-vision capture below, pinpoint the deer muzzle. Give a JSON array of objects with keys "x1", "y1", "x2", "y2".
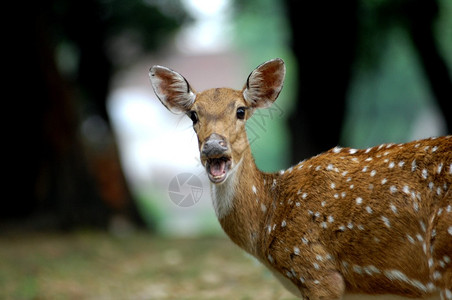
[{"x1": 201, "y1": 134, "x2": 232, "y2": 184}]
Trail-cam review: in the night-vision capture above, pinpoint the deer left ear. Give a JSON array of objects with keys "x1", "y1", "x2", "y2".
[
  {"x1": 149, "y1": 65, "x2": 196, "y2": 114},
  {"x1": 243, "y1": 58, "x2": 286, "y2": 108}
]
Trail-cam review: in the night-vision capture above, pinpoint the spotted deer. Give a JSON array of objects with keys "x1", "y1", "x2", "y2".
[{"x1": 149, "y1": 58, "x2": 452, "y2": 299}]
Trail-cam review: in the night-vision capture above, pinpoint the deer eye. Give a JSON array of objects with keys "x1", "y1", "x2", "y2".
[
  {"x1": 189, "y1": 111, "x2": 198, "y2": 124},
  {"x1": 236, "y1": 107, "x2": 246, "y2": 120}
]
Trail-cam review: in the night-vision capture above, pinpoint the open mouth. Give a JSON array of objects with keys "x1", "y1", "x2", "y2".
[{"x1": 205, "y1": 156, "x2": 232, "y2": 184}]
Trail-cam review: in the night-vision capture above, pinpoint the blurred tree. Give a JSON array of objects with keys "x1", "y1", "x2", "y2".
[
  {"x1": 3, "y1": 0, "x2": 189, "y2": 229},
  {"x1": 283, "y1": 0, "x2": 451, "y2": 162},
  {"x1": 393, "y1": 0, "x2": 452, "y2": 132},
  {"x1": 284, "y1": 0, "x2": 359, "y2": 161}
]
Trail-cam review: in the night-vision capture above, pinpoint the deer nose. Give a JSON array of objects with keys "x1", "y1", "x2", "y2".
[{"x1": 201, "y1": 134, "x2": 228, "y2": 158}]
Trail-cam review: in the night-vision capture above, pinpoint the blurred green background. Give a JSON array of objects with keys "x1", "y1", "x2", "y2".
[{"x1": 2, "y1": 0, "x2": 451, "y2": 298}]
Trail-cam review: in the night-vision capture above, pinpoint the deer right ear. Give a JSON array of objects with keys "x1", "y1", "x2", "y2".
[{"x1": 149, "y1": 65, "x2": 196, "y2": 114}]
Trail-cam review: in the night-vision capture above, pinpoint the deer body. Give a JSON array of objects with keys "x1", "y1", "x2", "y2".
[{"x1": 149, "y1": 59, "x2": 452, "y2": 299}]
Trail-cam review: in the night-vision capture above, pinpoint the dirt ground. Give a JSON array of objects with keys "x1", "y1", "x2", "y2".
[
  {"x1": 0, "y1": 231, "x2": 295, "y2": 299},
  {"x1": 0, "y1": 231, "x2": 440, "y2": 299}
]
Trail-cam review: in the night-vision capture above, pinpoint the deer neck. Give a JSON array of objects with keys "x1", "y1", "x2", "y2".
[{"x1": 210, "y1": 146, "x2": 275, "y2": 257}]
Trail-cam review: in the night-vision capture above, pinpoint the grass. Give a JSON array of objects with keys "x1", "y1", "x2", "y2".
[{"x1": 0, "y1": 231, "x2": 295, "y2": 299}]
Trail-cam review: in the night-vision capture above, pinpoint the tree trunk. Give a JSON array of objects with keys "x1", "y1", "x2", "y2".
[
  {"x1": 2, "y1": 0, "x2": 144, "y2": 230},
  {"x1": 284, "y1": 0, "x2": 359, "y2": 163},
  {"x1": 404, "y1": 0, "x2": 452, "y2": 133}
]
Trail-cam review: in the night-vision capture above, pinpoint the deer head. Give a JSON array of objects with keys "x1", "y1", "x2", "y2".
[{"x1": 149, "y1": 58, "x2": 286, "y2": 184}]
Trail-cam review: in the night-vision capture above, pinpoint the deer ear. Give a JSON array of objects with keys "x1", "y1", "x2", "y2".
[
  {"x1": 149, "y1": 65, "x2": 196, "y2": 114},
  {"x1": 243, "y1": 58, "x2": 286, "y2": 108}
]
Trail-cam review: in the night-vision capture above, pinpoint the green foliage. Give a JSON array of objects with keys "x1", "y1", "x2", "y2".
[
  {"x1": 343, "y1": 0, "x2": 452, "y2": 147},
  {"x1": 232, "y1": 0, "x2": 451, "y2": 155},
  {"x1": 343, "y1": 28, "x2": 435, "y2": 147},
  {"x1": 231, "y1": 0, "x2": 296, "y2": 172},
  {"x1": 101, "y1": 0, "x2": 192, "y2": 51}
]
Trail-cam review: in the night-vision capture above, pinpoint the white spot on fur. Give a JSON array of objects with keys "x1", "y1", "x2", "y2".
[
  {"x1": 422, "y1": 169, "x2": 428, "y2": 179},
  {"x1": 433, "y1": 185, "x2": 442, "y2": 200},
  {"x1": 413, "y1": 201, "x2": 419, "y2": 212},
  {"x1": 268, "y1": 254, "x2": 274, "y2": 264},
  {"x1": 272, "y1": 179, "x2": 277, "y2": 189},
  {"x1": 382, "y1": 216, "x2": 391, "y2": 228},
  {"x1": 384, "y1": 270, "x2": 428, "y2": 293},
  {"x1": 333, "y1": 147, "x2": 342, "y2": 153},
  {"x1": 416, "y1": 234, "x2": 424, "y2": 242},
  {"x1": 403, "y1": 185, "x2": 410, "y2": 194},
  {"x1": 366, "y1": 206, "x2": 373, "y2": 214},
  {"x1": 353, "y1": 265, "x2": 363, "y2": 274},
  {"x1": 420, "y1": 221, "x2": 426, "y2": 232},
  {"x1": 437, "y1": 163, "x2": 443, "y2": 174},
  {"x1": 349, "y1": 149, "x2": 357, "y2": 154},
  {"x1": 356, "y1": 197, "x2": 363, "y2": 205},
  {"x1": 364, "y1": 265, "x2": 381, "y2": 275},
  {"x1": 448, "y1": 226, "x2": 452, "y2": 236},
  {"x1": 433, "y1": 271, "x2": 441, "y2": 280},
  {"x1": 390, "y1": 186, "x2": 397, "y2": 193},
  {"x1": 390, "y1": 204, "x2": 398, "y2": 214},
  {"x1": 252, "y1": 185, "x2": 257, "y2": 194},
  {"x1": 411, "y1": 160, "x2": 417, "y2": 172}
]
